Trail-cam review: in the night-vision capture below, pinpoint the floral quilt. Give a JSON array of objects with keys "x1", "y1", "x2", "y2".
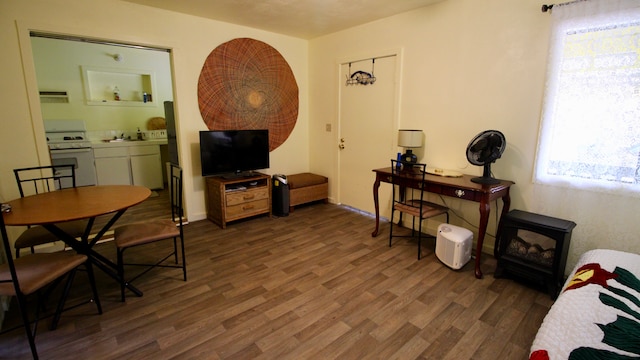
[{"x1": 529, "y1": 249, "x2": 640, "y2": 360}]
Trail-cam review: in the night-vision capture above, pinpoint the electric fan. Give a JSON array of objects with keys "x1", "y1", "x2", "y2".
[{"x1": 465, "y1": 130, "x2": 506, "y2": 184}]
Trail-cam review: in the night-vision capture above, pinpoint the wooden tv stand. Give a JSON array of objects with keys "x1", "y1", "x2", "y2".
[{"x1": 205, "y1": 173, "x2": 271, "y2": 228}]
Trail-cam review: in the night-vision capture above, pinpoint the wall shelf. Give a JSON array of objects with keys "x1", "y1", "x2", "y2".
[{"x1": 81, "y1": 66, "x2": 156, "y2": 107}]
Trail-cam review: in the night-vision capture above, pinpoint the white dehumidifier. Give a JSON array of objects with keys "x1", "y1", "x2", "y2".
[{"x1": 436, "y1": 224, "x2": 473, "y2": 270}]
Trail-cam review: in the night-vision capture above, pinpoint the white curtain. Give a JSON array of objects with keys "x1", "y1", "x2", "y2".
[{"x1": 534, "y1": 0, "x2": 640, "y2": 196}]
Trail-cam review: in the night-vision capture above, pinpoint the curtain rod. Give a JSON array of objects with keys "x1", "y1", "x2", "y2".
[{"x1": 541, "y1": 0, "x2": 587, "y2": 12}]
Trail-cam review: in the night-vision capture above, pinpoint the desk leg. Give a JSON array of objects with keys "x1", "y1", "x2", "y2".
[
  {"x1": 372, "y1": 176, "x2": 381, "y2": 237},
  {"x1": 475, "y1": 200, "x2": 491, "y2": 279}
]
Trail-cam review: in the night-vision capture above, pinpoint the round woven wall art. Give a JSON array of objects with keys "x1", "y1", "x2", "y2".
[{"x1": 198, "y1": 38, "x2": 299, "y2": 151}]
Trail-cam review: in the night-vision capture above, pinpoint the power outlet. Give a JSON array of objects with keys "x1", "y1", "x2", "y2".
[{"x1": 325, "y1": 124, "x2": 331, "y2": 132}]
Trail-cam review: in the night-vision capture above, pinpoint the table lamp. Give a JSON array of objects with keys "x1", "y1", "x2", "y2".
[{"x1": 398, "y1": 129, "x2": 423, "y2": 163}]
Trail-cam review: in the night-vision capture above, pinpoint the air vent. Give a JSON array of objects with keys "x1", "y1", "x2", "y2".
[{"x1": 39, "y1": 91, "x2": 69, "y2": 103}]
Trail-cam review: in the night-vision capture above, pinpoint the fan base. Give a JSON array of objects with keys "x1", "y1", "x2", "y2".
[{"x1": 471, "y1": 176, "x2": 500, "y2": 185}]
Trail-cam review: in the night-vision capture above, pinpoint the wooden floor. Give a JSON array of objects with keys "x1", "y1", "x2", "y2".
[{"x1": 0, "y1": 191, "x2": 552, "y2": 359}]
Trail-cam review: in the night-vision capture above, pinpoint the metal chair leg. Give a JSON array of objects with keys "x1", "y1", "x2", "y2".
[
  {"x1": 15, "y1": 291, "x2": 39, "y2": 359},
  {"x1": 117, "y1": 248, "x2": 126, "y2": 302},
  {"x1": 50, "y1": 269, "x2": 77, "y2": 330},
  {"x1": 85, "y1": 260, "x2": 102, "y2": 314}
]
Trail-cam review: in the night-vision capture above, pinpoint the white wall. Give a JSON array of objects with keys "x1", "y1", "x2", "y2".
[
  {"x1": 0, "y1": 0, "x2": 309, "y2": 224},
  {"x1": 309, "y1": 0, "x2": 640, "y2": 272}
]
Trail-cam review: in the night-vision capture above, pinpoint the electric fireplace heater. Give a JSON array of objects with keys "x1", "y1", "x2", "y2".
[{"x1": 494, "y1": 210, "x2": 576, "y2": 299}]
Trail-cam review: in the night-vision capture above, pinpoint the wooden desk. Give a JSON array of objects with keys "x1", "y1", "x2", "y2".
[
  {"x1": 372, "y1": 167, "x2": 514, "y2": 279},
  {"x1": 4, "y1": 185, "x2": 151, "y2": 296}
]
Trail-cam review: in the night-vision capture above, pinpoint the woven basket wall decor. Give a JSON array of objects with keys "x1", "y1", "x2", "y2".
[{"x1": 198, "y1": 38, "x2": 299, "y2": 151}]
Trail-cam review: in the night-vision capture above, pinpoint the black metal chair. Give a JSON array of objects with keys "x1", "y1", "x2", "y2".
[
  {"x1": 389, "y1": 160, "x2": 449, "y2": 260},
  {"x1": 13, "y1": 165, "x2": 89, "y2": 257},
  {"x1": 114, "y1": 164, "x2": 187, "y2": 301},
  {"x1": 0, "y1": 210, "x2": 102, "y2": 360}
]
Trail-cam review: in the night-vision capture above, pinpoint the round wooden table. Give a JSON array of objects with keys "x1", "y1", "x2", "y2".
[
  {"x1": 3, "y1": 185, "x2": 151, "y2": 296},
  {"x1": 4, "y1": 185, "x2": 150, "y2": 226}
]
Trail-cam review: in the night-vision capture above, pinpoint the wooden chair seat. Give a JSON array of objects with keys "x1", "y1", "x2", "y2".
[
  {"x1": 113, "y1": 164, "x2": 186, "y2": 302},
  {"x1": 394, "y1": 200, "x2": 449, "y2": 219},
  {"x1": 14, "y1": 220, "x2": 88, "y2": 254},
  {"x1": 115, "y1": 219, "x2": 179, "y2": 249},
  {"x1": 0, "y1": 213, "x2": 102, "y2": 359},
  {"x1": 389, "y1": 160, "x2": 449, "y2": 260},
  {"x1": 0, "y1": 252, "x2": 87, "y2": 296}
]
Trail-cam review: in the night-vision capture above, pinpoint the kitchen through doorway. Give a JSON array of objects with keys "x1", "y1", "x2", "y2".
[{"x1": 30, "y1": 33, "x2": 178, "y2": 188}]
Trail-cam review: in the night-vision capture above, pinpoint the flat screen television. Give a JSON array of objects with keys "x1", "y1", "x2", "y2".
[{"x1": 200, "y1": 129, "x2": 270, "y2": 178}]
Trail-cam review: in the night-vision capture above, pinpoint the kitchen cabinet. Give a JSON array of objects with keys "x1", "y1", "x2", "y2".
[
  {"x1": 94, "y1": 147, "x2": 130, "y2": 186},
  {"x1": 130, "y1": 146, "x2": 163, "y2": 189},
  {"x1": 93, "y1": 144, "x2": 163, "y2": 189}
]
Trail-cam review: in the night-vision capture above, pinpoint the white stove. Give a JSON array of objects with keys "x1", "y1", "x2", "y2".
[
  {"x1": 44, "y1": 120, "x2": 97, "y2": 187},
  {"x1": 47, "y1": 134, "x2": 91, "y2": 150},
  {"x1": 45, "y1": 120, "x2": 92, "y2": 149}
]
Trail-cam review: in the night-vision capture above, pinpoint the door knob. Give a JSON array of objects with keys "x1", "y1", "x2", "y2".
[{"x1": 338, "y1": 143, "x2": 345, "y2": 150}]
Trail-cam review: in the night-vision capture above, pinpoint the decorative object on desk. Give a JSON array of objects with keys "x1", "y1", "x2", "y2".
[
  {"x1": 197, "y1": 37, "x2": 298, "y2": 151},
  {"x1": 426, "y1": 167, "x2": 463, "y2": 177},
  {"x1": 346, "y1": 59, "x2": 376, "y2": 86},
  {"x1": 466, "y1": 130, "x2": 506, "y2": 184},
  {"x1": 398, "y1": 129, "x2": 423, "y2": 164}
]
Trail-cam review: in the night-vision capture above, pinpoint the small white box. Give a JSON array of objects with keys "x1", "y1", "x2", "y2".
[{"x1": 436, "y1": 224, "x2": 473, "y2": 270}]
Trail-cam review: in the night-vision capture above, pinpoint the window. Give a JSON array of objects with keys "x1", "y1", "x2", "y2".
[{"x1": 534, "y1": 0, "x2": 640, "y2": 195}]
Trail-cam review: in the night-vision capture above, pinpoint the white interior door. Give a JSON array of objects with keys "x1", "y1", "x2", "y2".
[{"x1": 338, "y1": 55, "x2": 398, "y2": 216}]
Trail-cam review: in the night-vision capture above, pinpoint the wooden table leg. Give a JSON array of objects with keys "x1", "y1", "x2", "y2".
[
  {"x1": 475, "y1": 200, "x2": 491, "y2": 279},
  {"x1": 372, "y1": 175, "x2": 381, "y2": 237}
]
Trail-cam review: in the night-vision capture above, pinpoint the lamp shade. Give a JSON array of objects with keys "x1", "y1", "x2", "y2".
[{"x1": 398, "y1": 129, "x2": 423, "y2": 148}]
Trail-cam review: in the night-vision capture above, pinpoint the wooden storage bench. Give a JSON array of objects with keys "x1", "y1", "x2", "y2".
[{"x1": 288, "y1": 173, "x2": 328, "y2": 212}]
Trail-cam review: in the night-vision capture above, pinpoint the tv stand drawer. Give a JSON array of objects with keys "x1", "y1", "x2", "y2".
[
  {"x1": 226, "y1": 199, "x2": 270, "y2": 220},
  {"x1": 226, "y1": 187, "x2": 269, "y2": 206}
]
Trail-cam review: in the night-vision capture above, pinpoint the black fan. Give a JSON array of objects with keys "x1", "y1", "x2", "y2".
[{"x1": 466, "y1": 130, "x2": 506, "y2": 185}]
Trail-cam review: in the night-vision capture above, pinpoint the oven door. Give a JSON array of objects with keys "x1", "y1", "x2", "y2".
[{"x1": 50, "y1": 148, "x2": 97, "y2": 187}]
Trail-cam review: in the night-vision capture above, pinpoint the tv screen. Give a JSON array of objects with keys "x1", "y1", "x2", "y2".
[{"x1": 200, "y1": 130, "x2": 270, "y2": 177}]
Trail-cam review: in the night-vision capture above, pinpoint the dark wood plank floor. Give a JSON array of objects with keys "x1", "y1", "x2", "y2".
[{"x1": 0, "y1": 191, "x2": 552, "y2": 359}]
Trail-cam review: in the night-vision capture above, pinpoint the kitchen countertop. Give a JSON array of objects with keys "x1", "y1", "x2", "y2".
[{"x1": 91, "y1": 138, "x2": 168, "y2": 148}]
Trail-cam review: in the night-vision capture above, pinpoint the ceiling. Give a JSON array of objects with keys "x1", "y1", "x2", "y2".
[{"x1": 123, "y1": 0, "x2": 445, "y2": 39}]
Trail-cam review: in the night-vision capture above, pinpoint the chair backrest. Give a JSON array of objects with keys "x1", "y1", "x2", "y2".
[
  {"x1": 0, "y1": 208, "x2": 23, "y2": 295},
  {"x1": 169, "y1": 164, "x2": 184, "y2": 226},
  {"x1": 390, "y1": 160, "x2": 427, "y2": 204},
  {"x1": 14, "y1": 165, "x2": 77, "y2": 198}
]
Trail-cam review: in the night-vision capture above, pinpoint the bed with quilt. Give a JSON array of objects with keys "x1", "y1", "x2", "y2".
[{"x1": 529, "y1": 249, "x2": 640, "y2": 360}]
